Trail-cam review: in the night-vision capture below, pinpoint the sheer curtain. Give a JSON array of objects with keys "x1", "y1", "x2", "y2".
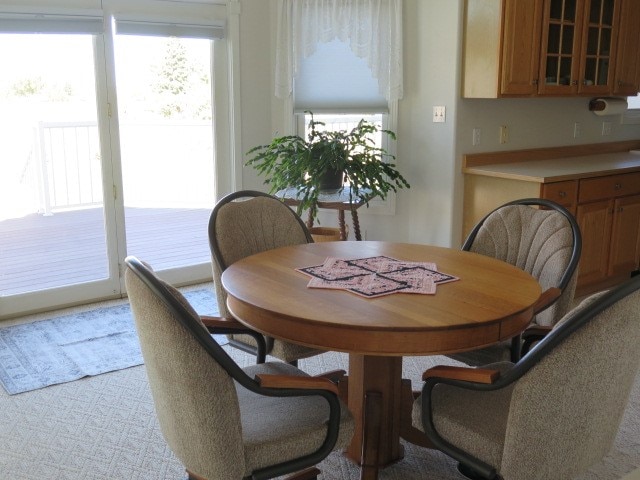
[{"x1": 275, "y1": 0, "x2": 403, "y2": 104}]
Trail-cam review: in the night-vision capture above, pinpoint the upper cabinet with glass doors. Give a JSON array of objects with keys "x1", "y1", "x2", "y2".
[
  {"x1": 462, "y1": 0, "x2": 637, "y2": 97},
  {"x1": 539, "y1": 0, "x2": 620, "y2": 95}
]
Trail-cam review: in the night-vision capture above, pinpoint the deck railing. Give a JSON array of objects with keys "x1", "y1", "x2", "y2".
[{"x1": 35, "y1": 121, "x2": 102, "y2": 215}]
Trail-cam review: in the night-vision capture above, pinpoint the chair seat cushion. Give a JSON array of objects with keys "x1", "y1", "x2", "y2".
[
  {"x1": 239, "y1": 362, "x2": 354, "y2": 475},
  {"x1": 412, "y1": 362, "x2": 515, "y2": 469}
]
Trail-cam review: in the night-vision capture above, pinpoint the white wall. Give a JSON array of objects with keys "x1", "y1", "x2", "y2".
[{"x1": 236, "y1": 0, "x2": 640, "y2": 248}]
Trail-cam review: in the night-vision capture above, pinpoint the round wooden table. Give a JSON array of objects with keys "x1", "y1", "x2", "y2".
[{"x1": 222, "y1": 241, "x2": 541, "y2": 479}]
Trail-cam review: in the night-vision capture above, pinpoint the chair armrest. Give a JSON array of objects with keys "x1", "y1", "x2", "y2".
[
  {"x1": 532, "y1": 287, "x2": 562, "y2": 315},
  {"x1": 202, "y1": 315, "x2": 267, "y2": 363},
  {"x1": 256, "y1": 374, "x2": 340, "y2": 395},
  {"x1": 422, "y1": 365, "x2": 500, "y2": 384},
  {"x1": 420, "y1": 365, "x2": 502, "y2": 479}
]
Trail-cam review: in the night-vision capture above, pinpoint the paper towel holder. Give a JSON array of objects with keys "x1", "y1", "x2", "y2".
[{"x1": 589, "y1": 97, "x2": 628, "y2": 115}]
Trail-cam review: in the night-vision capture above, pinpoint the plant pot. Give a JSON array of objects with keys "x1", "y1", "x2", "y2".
[
  {"x1": 309, "y1": 227, "x2": 342, "y2": 242},
  {"x1": 319, "y1": 169, "x2": 344, "y2": 192}
]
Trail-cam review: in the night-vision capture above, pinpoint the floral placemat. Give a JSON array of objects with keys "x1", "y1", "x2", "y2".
[{"x1": 297, "y1": 256, "x2": 458, "y2": 298}]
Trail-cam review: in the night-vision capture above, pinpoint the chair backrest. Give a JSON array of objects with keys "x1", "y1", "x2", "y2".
[
  {"x1": 124, "y1": 257, "x2": 247, "y2": 480},
  {"x1": 463, "y1": 198, "x2": 581, "y2": 326},
  {"x1": 500, "y1": 276, "x2": 640, "y2": 479},
  {"x1": 208, "y1": 190, "x2": 312, "y2": 318}
]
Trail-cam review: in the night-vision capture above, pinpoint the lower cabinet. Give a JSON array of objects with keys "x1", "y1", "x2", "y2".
[
  {"x1": 608, "y1": 195, "x2": 640, "y2": 277},
  {"x1": 575, "y1": 194, "x2": 640, "y2": 293},
  {"x1": 575, "y1": 200, "x2": 614, "y2": 288},
  {"x1": 572, "y1": 173, "x2": 640, "y2": 294},
  {"x1": 465, "y1": 171, "x2": 640, "y2": 296}
]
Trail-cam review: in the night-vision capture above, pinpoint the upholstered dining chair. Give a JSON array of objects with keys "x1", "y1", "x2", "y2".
[
  {"x1": 209, "y1": 190, "x2": 324, "y2": 365},
  {"x1": 124, "y1": 256, "x2": 354, "y2": 480},
  {"x1": 413, "y1": 275, "x2": 640, "y2": 480},
  {"x1": 449, "y1": 198, "x2": 581, "y2": 365}
]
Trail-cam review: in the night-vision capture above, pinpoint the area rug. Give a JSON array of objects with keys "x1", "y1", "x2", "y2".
[{"x1": 0, "y1": 288, "x2": 220, "y2": 395}]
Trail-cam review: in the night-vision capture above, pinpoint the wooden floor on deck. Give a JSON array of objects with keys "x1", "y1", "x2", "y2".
[{"x1": 0, "y1": 207, "x2": 211, "y2": 296}]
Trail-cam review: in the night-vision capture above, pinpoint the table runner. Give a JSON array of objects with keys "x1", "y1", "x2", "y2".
[{"x1": 297, "y1": 255, "x2": 458, "y2": 298}]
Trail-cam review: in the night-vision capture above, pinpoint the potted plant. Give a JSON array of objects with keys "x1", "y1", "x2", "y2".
[{"x1": 246, "y1": 113, "x2": 410, "y2": 224}]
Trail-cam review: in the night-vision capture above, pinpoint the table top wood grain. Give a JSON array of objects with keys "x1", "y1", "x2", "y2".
[{"x1": 222, "y1": 241, "x2": 541, "y2": 356}]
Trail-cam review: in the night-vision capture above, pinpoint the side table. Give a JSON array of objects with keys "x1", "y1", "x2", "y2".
[{"x1": 276, "y1": 187, "x2": 371, "y2": 240}]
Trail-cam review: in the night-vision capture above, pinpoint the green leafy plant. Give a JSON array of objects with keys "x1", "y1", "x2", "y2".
[{"x1": 246, "y1": 113, "x2": 410, "y2": 223}]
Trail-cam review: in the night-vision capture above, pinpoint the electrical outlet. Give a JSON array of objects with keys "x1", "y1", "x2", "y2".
[
  {"x1": 472, "y1": 128, "x2": 481, "y2": 146},
  {"x1": 499, "y1": 125, "x2": 509, "y2": 144},
  {"x1": 602, "y1": 121, "x2": 612, "y2": 136},
  {"x1": 573, "y1": 122, "x2": 581, "y2": 138}
]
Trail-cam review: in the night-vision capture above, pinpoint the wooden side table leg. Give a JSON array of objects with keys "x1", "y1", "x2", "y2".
[
  {"x1": 306, "y1": 205, "x2": 316, "y2": 230},
  {"x1": 351, "y1": 208, "x2": 362, "y2": 240},
  {"x1": 338, "y1": 210, "x2": 347, "y2": 240}
]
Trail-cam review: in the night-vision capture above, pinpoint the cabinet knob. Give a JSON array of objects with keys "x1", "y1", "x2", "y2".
[
  {"x1": 558, "y1": 191, "x2": 567, "y2": 198},
  {"x1": 614, "y1": 183, "x2": 622, "y2": 190},
  {"x1": 532, "y1": 79, "x2": 538, "y2": 85},
  {"x1": 572, "y1": 80, "x2": 578, "y2": 86}
]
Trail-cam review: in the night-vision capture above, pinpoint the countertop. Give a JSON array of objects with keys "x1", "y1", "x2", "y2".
[{"x1": 463, "y1": 150, "x2": 640, "y2": 183}]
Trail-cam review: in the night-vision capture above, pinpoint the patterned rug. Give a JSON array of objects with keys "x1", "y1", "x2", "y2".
[{"x1": 0, "y1": 289, "x2": 220, "y2": 395}]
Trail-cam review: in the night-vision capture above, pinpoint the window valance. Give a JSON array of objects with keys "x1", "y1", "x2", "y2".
[{"x1": 275, "y1": 0, "x2": 403, "y2": 104}]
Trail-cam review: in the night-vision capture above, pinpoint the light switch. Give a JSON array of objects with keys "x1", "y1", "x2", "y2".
[{"x1": 433, "y1": 106, "x2": 446, "y2": 123}]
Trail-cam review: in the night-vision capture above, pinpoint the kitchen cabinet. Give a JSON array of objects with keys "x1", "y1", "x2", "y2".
[
  {"x1": 575, "y1": 173, "x2": 640, "y2": 289},
  {"x1": 575, "y1": 200, "x2": 613, "y2": 286},
  {"x1": 540, "y1": 180, "x2": 578, "y2": 214},
  {"x1": 462, "y1": 142, "x2": 640, "y2": 295},
  {"x1": 463, "y1": 0, "x2": 635, "y2": 97},
  {"x1": 462, "y1": 0, "x2": 543, "y2": 98},
  {"x1": 538, "y1": 0, "x2": 621, "y2": 96},
  {"x1": 613, "y1": 0, "x2": 640, "y2": 95},
  {"x1": 608, "y1": 195, "x2": 640, "y2": 276}
]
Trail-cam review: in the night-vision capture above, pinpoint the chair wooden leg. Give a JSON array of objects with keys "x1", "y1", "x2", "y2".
[
  {"x1": 284, "y1": 466, "x2": 321, "y2": 480},
  {"x1": 360, "y1": 391, "x2": 382, "y2": 480}
]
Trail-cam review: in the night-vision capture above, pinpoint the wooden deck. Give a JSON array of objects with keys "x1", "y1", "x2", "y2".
[{"x1": 0, "y1": 207, "x2": 211, "y2": 296}]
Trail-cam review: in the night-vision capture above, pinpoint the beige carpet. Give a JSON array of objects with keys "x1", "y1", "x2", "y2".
[{"x1": 0, "y1": 292, "x2": 638, "y2": 479}]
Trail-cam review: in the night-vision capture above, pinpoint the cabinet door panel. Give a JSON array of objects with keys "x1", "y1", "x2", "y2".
[
  {"x1": 613, "y1": 0, "x2": 640, "y2": 95},
  {"x1": 608, "y1": 195, "x2": 640, "y2": 276},
  {"x1": 577, "y1": 200, "x2": 613, "y2": 287},
  {"x1": 578, "y1": 0, "x2": 621, "y2": 94},
  {"x1": 539, "y1": 0, "x2": 584, "y2": 95},
  {"x1": 500, "y1": 0, "x2": 543, "y2": 95}
]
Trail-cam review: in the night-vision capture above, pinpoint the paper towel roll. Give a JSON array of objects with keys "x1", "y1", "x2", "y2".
[{"x1": 589, "y1": 97, "x2": 628, "y2": 116}]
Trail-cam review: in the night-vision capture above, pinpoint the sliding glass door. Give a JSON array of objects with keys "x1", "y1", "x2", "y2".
[
  {"x1": 0, "y1": 10, "x2": 223, "y2": 318},
  {"x1": 0, "y1": 33, "x2": 117, "y2": 315},
  {"x1": 113, "y1": 34, "x2": 215, "y2": 277}
]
